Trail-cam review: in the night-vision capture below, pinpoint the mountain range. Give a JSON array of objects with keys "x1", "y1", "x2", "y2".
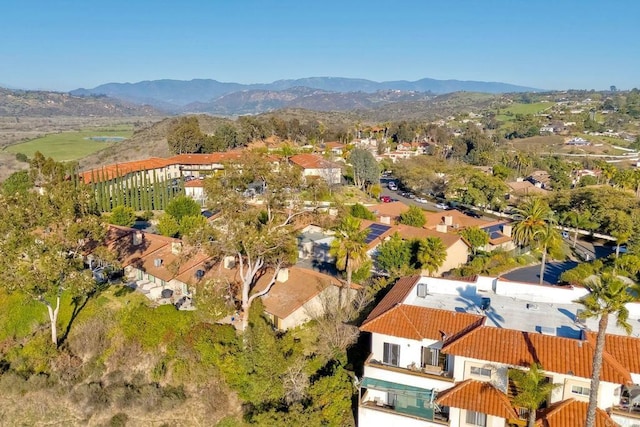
[{"x1": 71, "y1": 77, "x2": 540, "y2": 114}]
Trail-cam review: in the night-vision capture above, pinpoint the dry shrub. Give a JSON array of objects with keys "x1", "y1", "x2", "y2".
[
  {"x1": 67, "y1": 315, "x2": 113, "y2": 361},
  {"x1": 51, "y1": 349, "x2": 84, "y2": 385}
]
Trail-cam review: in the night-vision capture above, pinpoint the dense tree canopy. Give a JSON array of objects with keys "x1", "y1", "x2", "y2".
[{"x1": 0, "y1": 156, "x2": 106, "y2": 346}]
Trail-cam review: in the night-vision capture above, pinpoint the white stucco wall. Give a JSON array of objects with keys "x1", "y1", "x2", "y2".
[{"x1": 359, "y1": 406, "x2": 442, "y2": 427}]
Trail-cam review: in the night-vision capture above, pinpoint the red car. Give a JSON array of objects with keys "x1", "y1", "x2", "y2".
[{"x1": 380, "y1": 196, "x2": 392, "y2": 203}]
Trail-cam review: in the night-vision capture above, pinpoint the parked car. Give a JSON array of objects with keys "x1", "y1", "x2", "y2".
[
  {"x1": 415, "y1": 197, "x2": 428, "y2": 204},
  {"x1": 435, "y1": 202, "x2": 449, "y2": 210},
  {"x1": 388, "y1": 181, "x2": 398, "y2": 191},
  {"x1": 464, "y1": 210, "x2": 481, "y2": 218},
  {"x1": 380, "y1": 196, "x2": 392, "y2": 203}
]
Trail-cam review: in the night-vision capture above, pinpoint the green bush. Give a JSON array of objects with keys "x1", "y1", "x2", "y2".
[
  {"x1": 109, "y1": 413, "x2": 129, "y2": 427},
  {"x1": 118, "y1": 303, "x2": 195, "y2": 351}
]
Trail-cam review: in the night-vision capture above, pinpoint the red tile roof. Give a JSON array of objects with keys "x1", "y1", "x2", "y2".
[
  {"x1": 362, "y1": 276, "x2": 420, "y2": 323},
  {"x1": 254, "y1": 267, "x2": 344, "y2": 319},
  {"x1": 535, "y1": 399, "x2": 617, "y2": 427},
  {"x1": 289, "y1": 153, "x2": 339, "y2": 170},
  {"x1": 184, "y1": 180, "x2": 205, "y2": 188},
  {"x1": 358, "y1": 219, "x2": 464, "y2": 250},
  {"x1": 436, "y1": 380, "x2": 518, "y2": 419},
  {"x1": 601, "y1": 333, "x2": 640, "y2": 374},
  {"x1": 367, "y1": 201, "x2": 410, "y2": 219},
  {"x1": 361, "y1": 304, "x2": 485, "y2": 341},
  {"x1": 423, "y1": 210, "x2": 491, "y2": 231},
  {"x1": 80, "y1": 152, "x2": 247, "y2": 184},
  {"x1": 442, "y1": 326, "x2": 631, "y2": 384}
]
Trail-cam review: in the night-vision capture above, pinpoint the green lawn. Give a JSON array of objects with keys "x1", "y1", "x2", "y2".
[
  {"x1": 4, "y1": 127, "x2": 133, "y2": 161},
  {"x1": 496, "y1": 102, "x2": 553, "y2": 121}
]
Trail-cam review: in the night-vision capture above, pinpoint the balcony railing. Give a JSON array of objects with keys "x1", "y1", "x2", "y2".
[
  {"x1": 364, "y1": 354, "x2": 455, "y2": 382},
  {"x1": 360, "y1": 389, "x2": 449, "y2": 425}
]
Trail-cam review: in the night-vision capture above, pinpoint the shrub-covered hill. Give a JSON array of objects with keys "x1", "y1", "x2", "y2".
[{"x1": 0, "y1": 287, "x2": 356, "y2": 426}]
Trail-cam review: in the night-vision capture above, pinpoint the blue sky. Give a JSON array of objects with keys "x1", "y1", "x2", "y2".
[{"x1": 1, "y1": 0, "x2": 638, "y2": 91}]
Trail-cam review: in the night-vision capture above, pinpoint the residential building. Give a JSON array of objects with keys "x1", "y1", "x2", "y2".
[
  {"x1": 255, "y1": 266, "x2": 356, "y2": 330},
  {"x1": 289, "y1": 153, "x2": 342, "y2": 185},
  {"x1": 359, "y1": 220, "x2": 470, "y2": 276},
  {"x1": 358, "y1": 274, "x2": 640, "y2": 426}
]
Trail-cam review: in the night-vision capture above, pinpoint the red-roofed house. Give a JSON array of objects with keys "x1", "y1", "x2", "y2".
[
  {"x1": 289, "y1": 153, "x2": 342, "y2": 185},
  {"x1": 357, "y1": 274, "x2": 631, "y2": 427}
]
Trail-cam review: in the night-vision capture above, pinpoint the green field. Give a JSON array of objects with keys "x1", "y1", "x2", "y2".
[
  {"x1": 496, "y1": 102, "x2": 553, "y2": 121},
  {"x1": 3, "y1": 126, "x2": 133, "y2": 161}
]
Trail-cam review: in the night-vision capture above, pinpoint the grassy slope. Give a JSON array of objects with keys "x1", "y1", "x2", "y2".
[
  {"x1": 4, "y1": 127, "x2": 133, "y2": 162},
  {"x1": 0, "y1": 286, "x2": 241, "y2": 425},
  {"x1": 496, "y1": 101, "x2": 553, "y2": 121}
]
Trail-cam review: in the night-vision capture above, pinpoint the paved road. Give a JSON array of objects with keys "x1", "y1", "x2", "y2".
[
  {"x1": 501, "y1": 238, "x2": 616, "y2": 285},
  {"x1": 502, "y1": 261, "x2": 579, "y2": 285},
  {"x1": 379, "y1": 177, "x2": 492, "y2": 220}
]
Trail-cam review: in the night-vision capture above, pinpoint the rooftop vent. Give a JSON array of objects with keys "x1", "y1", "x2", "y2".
[
  {"x1": 417, "y1": 283, "x2": 428, "y2": 298},
  {"x1": 153, "y1": 258, "x2": 162, "y2": 267},
  {"x1": 133, "y1": 231, "x2": 143, "y2": 246},
  {"x1": 526, "y1": 303, "x2": 539, "y2": 311}
]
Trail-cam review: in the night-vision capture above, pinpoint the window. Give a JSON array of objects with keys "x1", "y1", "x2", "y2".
[
  {"x1": 422, "y1": 347, "x2": 439, "y2": 367},
  {"x1": 470, "y1": 366, "x2": 492, "y2": 378},
  {"x1": 571, "y1": 385, "x2": 590, "y2": 396},
  {"x1": 465, "y1": 410, "x2": 487, "y2": 426},
  {"x1": 383, "y1": 343, "x2": 400, "y2": 367}
]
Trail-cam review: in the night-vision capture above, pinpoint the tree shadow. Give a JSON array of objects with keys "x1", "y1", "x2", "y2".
[
  {"x1": 58, "y1": 283, "x2": 107, "y2": 348},
  {"x1": 454, "y1": 285, "x2": 505, "y2": 327},
  {"x1": 115, "y1": 285, "x2": 135, "y2": 297}
]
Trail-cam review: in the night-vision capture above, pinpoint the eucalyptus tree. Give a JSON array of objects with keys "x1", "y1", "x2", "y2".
[
  {"x1": 202, "y1": 153, "x2": 305, "y2": 331},
  {"x1": 0, "y1": 157, "x2": 106, "y2": 346}
]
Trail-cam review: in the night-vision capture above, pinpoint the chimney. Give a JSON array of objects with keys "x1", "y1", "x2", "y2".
[
  {"x1": 443, "y1": 215, "x2": 453, "y2": 226},
  {"x1": 223, "y1": 256, "x2": 236, "y2": 269},
  {"x1": 276, "y1": 268, "x2": 289, "y2": 283},
  {"x1": 436, "y1": 223, "x2": 448, "y2": 233},
  {"x1": 133, "y1": 231, "x2": 143, "y2": 246},
  {"x1": 379, "y1": 215, "x2": 391, "y2": 225},
  {"x1": 171, "y1": 241, "x2": 182, "y2": 255},
  {"x1": 502, "y1": 224, "x2": 512, "y2": 237},
  {"x1": 153, "y1": 258, "x2": 162, "y2": 267}
]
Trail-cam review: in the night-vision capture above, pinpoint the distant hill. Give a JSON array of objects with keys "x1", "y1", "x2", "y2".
[
  {"x1": 0, "y1": 87, "x2": 161, "y2": 117},
  {"x1": 183, "y1": 87, "x2": 435, "y2": 115},
  {"x1": 71, "y1": 77, "x2": 540, "y2": 114}
]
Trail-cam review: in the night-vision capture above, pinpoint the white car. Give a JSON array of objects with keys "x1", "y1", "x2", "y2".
[
  {"x1": 415, "y1": 197, "x2": 428, "y2": 204},
  {"x1": 435, "y1": 202, "x2": 449, "y2": 209}
]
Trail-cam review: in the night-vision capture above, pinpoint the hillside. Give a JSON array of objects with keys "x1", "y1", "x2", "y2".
[
  {"x1": 71, "y1": 76, "x2": 540, "y2": 113},
  {"x1": 0, "y1": 88, "x2": 162, "y2": 117},
  {"x1": 184, "y1": 88, "x2": 434, "y2": 115},
  {"x1": 78, "y1": 115, "x2": 230, "y2": 170}
]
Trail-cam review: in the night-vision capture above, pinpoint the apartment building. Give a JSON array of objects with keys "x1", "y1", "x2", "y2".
[{"x1": 358, "y1": 275, "x2": 640, "y2": 426}]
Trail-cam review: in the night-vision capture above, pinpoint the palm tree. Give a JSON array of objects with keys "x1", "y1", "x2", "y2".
[
  {"x1": 534, "y1": 222, "x2": 561, "y2": 286},
  {"x1": 509, "y1": 363, "x2": 561, "y2": 427},
  {"x1": 330, "y1": 216, "x2": 370, "y2": 305},
  {"x1": 559, "y1": 210, "x2": 598, "y2": 249},
  {"x1": 415, "y1": 237, "x2": 447, "y2": 276},
  {"x1": 512, "y1": 198, "x2": 558, "y2": 284},
  {"x1": 576, "y1": 273, "x2": 637, "y2": 427}
]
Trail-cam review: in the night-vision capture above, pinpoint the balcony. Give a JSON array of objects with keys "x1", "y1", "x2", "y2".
[
  {"x1": 364, "y1": 354, "x2": 455, "y2": 382},
  {"x1": 360, "y1": 384, "x2": 449, "y2": 424}
]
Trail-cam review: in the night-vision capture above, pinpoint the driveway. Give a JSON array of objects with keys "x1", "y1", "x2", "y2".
[
  {"x1": 501, "y1": 261, "x2": 579, "y2": 285},
  {"x1": 500, "y1": 237, "x2": 616, "y2": 285}
]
